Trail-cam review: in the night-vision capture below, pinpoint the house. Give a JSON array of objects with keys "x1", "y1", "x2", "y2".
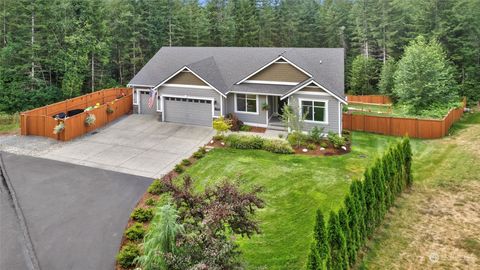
[{"x1": 127, "y1": 47, "x2": 347, "y2": 133}]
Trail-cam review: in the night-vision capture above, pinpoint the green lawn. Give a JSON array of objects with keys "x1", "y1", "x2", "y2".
[
  {"x1": 0, "y1": 113, "x2": 20, "y2": 133},
  {"x1": 348, "y1": 103, "x2": 457, "y2": 119},
  {"x1": 360, "y1": 112, "x2": 480, "y2": 268},
  {"x1": 179, "y1": 132, "x2": 403, "y2": 269}
]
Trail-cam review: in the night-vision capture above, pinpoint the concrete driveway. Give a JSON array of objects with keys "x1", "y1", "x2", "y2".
[
  {"x1": 0, "y1": 152, "x2": 152, "y2": 270},
  {"x1": 40, "y1": 114, "x2": 215, "y2": 178}
]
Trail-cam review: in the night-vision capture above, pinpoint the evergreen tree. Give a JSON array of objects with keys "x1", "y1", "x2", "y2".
[
  {"x1": 344, "y1": 194, "x2": 359, "y2": 265},
  {"x1": 307, "y1": 243, "x2": 320, "y2": 270},
  {"x1": 378, "y1": 58, "x2": 397, "y2": 100},
  {"x1": 327, "y1": 211, "x2": 348, "y2": 270},
  {"x1": 348, "y1": 55, "x2": 380, "y2": 94},
  {"x1": 312, "y1": 209, "x2": 329, "y2": 270}
]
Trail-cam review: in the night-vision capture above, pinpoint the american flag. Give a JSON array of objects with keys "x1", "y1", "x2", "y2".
[{"x1": 148, "y1": 89, "x2": 157, "y2": 109}]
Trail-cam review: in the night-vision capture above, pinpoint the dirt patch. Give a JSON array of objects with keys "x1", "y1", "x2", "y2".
[
  {"x1": 249, "y1": 126, "x2": 266, "y2": 133},
  {"x1": 398, "y1": 183, "x2": 480, "y2": 269}
]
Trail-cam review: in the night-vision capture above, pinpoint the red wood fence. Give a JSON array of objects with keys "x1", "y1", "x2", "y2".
[
  {"x1": 347, "y1": 95, "x2": 392, "y2": 104},
  {"x1": 343, "y1": 98, "x2": 466, "y2": 139},
  {"x1": 20, "y1": 88, "x2": 132, "y2": 141}
]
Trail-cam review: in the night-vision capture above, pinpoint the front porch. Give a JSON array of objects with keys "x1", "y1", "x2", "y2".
[{"x1": 267, "y1": 96, "x2": 287, "y2": 131}]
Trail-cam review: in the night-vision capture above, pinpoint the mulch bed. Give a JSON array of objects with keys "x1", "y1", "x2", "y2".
[{"x1": 293, "y1": 143, "x2": 351, "y2": 156}]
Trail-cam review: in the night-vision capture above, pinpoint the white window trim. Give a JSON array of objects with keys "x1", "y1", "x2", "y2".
[
  {"x1": 234, "y1": 93, "x2": 259, "y2": 115},
  {"x1": 236, "y1": 56, "x2": 312, "y2": 84},
  {"x1": 298, "y1": 98, "x2": 329, "y2": 124},
  {"x1": 127, "y1": 84, "x2": 155, "y2": 88},
  {"x1": 160, "y1": 94, "x2": 215, "y2": 122}
]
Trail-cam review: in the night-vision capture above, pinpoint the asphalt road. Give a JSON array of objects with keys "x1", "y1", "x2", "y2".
[{"x1": 0, "y1": 152, "x2": 152, "y2": 270}]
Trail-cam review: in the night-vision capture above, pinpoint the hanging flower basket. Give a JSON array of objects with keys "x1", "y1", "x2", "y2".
[
  {"x1": 53, "y1": 121, "x2": 65, "y2": 135},
  {"x1": 85, "y1": 113, "x2": 96, "y2": 126},
  {"x1": 106, "y1": 106, "x2": 114, "y2": 114}
]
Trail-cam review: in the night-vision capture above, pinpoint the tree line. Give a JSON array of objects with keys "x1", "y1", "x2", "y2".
[{"x1": 1, "y1": 0, "x2": 479, "y2": 113}]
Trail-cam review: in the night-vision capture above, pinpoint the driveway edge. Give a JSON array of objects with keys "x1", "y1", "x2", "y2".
[{"x1": 0, "y1": 153, "x2": 41, "y2": 270}]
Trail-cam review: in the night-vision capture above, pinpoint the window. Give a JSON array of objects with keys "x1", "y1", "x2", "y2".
[
  {"x1": 301, "y1": 100, "x2": 327, "y2": 123},
  {"x1": 235, "y1": 94, "x2": 257, "y2": 113}
]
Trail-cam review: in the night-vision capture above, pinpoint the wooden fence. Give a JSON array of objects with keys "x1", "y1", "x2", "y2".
[
  {"x1": 20, "y1": 88, "x2": 132, "y2": 141},
  {"x1": 342, "y1": 100, "x2": 466, "y2": 139},
  {"x1": 347, "y1": 95, "x2": 392, "y2": 104}
]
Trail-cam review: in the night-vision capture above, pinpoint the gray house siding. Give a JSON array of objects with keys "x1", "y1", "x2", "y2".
[
  {"x1": 157, "y1": 85, "x2": 222, "y2": 117},
  {"x1": 288, "y1": 93, "x2": 342, "y2": 134},
  {"x1": 226, "y1": 93, "x2": 267, "y2": 126}
]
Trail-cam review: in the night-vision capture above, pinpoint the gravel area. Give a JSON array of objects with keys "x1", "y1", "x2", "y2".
[{"x1": 0, "y1": 134, "x2": 64, "y2": 157}]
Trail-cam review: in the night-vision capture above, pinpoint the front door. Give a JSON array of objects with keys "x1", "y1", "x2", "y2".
[{"x1": 277, "y1": 97, "x2": 288, "y2": 115}]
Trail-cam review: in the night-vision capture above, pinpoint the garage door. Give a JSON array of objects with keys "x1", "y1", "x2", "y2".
[
  {"x1": 139, "y1": 91, "x2": 158, "y2": 115},
  {"x1": 164, "y1": 97, "x2": 212, "y2": 126}
]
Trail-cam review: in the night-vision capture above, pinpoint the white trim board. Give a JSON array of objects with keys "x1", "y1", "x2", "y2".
[
  {"x1": 242, "y1": 80, "x2": 298, "y2": 86},
  {"x1": 162, "y1": 83, "x2": 213, "y2": 90},
  {"x1": 153, "y1": 66, "x2": 227, "y2": 98},
  {"x1": 236, "y1": 55, "x2": 312, "y2": 84},
  {"x1": 228, "y1": 91, "x2": 283, "y2": 97},
  {"x1": 127, "y1": 83, "x2": 155, "y2": 88}
]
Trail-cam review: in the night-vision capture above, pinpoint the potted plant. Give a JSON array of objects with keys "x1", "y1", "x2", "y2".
[
  {"x1": 85, "y1": 113, "x2": 96, "y2": 126},
  {"x1": 261, "y1": 102, "x2": 270, "y2": 111},
  {"x1": 53, "y1": 121, "x2": 65, "y2": 135}
]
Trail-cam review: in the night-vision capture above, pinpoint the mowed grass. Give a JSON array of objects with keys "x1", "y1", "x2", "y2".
[
  {"x1": 361, "y1": 112, "x2": 480, "y2": 269},
  {"x1": 179, "y1": 132, "x2": 402, "y2": 269}
]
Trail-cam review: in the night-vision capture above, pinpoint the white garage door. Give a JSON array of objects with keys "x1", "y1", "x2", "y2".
[{"x1": 163, "y1": 97, "x2": 212, "y2": 126}]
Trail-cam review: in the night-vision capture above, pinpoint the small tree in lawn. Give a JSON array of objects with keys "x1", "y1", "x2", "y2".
[
  {"x1": 393, "y1": 36, "x2": 459, "y2": 114},
  {"x1": 212, "y1": 116, "x2": 232, "y2": 138},
  {"x1": 378, "y1": 58, "x2": 397, "y2": 101},
  {"x1": 348, "y1": 55, "x2": 380, "y2": 95},
  {"x1": 327, "y1": 211, "x2": 348, "y2": 270}
]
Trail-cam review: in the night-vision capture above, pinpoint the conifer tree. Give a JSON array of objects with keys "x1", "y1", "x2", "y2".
[{"x1": 327, "y1": 211, "x2": 348, "y2": 270}]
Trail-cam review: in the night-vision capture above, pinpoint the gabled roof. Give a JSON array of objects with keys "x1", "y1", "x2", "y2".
[
  {"x1": 281, "y1": 79, "x2": 347, "y2": 104},
  {"x1": 128, "y1": 47, "x2": 345, "y2": 97}
]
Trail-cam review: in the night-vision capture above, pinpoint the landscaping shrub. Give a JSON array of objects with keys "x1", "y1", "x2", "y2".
[
  {"x1": 262, "y1": 139, "x2": 294, "y2": 154},
  {"x1": 327, "y1": 132, "x2": 346, "y2": 149},
  {"x1": 320, "y1": 141, "x2": 328, "y2": 148},
  {"x1": 240, "y1": 125, "x2": 252, "y2": 132},
  {"x1": 225, "y1": 134, "x2": 264, "y2": 149},
  {"x1": 148, "y1": 180, "x2": 163, "y2": 195},
  {"x1": 226, "y1": 113, "x2": 243, "y2": 131},
  {"x1": 193, "y1": 147, "x2": 207, "y2": 159},
  {"x1": 116, "y1": 243, "x2": 140, "y2": 268},
  {"x1": 131, "y1": 207, "x2": 154, "y2": 222},
  {"x1": 287, "y1": 131, "x2": 309, "y2": 148},
  {"x1": 181, "y1": 159, "x2": 191, "y2": 166},
  {"x1": 307, "y1": 143, "x2": 316, "y2": 151},
  {"x1": 125, "y1": 222, "x2": 146, "y2": 241},
  {"x1": 309, "y1": 126, "x2": 324, "y2": 143},
  {"x1": 145, "y1": 197, "x2": 156, "y2": 206},
  {"x1": 307, "y1": 137, "x2": 413, "y2": 269},
  {"x1": 213, "y1": 116, "x2": 232, "y2": 137},
  {"x1": 174, "y1": 164, "x2": 184, "y2": 173}
]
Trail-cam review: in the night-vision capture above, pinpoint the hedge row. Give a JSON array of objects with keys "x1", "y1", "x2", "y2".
[
  {"x1": 307, "y1": 137, "x2": 412, "y2": 270},
  {"x1": 225, "y1": 134, "x2": 294, "y2": 154}
]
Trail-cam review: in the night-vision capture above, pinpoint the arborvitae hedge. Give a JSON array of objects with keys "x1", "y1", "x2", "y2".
[{"x1": 307, "y1": 137, "x2": 412, "y2": 269}]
